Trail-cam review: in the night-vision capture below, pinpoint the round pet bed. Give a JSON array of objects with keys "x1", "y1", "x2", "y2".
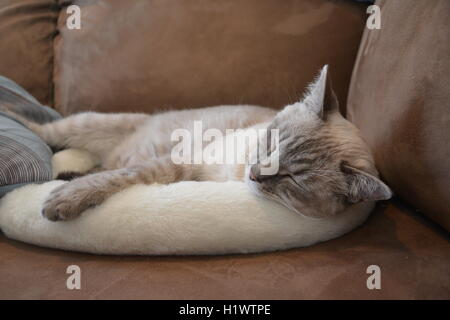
[{"x1": 0, "y1": 149, "x2": 373, "y2": 255}]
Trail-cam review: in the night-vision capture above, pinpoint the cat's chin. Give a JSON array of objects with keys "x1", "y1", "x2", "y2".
[
  {"x1": 245, "y1": 179, "x2": 272, "y2": 201},
  {"x1": 246, "y1": 179, "x2": 292, "y2": 209},
  {"x1": 246, "y1": 179, "x2": 316, "y2": 218},
  {"x1": 245, "y1": 179, "x2": 262, "y2": 196}
]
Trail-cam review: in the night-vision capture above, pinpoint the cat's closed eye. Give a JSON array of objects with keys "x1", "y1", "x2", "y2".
[
  {"x1": 291, "y1": 168, "x2": 309, "y2": 176},
  {"x1": 268, "y1": 171, "x2": 304, "y2": 189},
  {"x1": 284, "y1": 174, "x2": 304, "y2": 189}
]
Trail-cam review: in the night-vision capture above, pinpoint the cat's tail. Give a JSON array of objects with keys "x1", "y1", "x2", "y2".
[{"x1": 0, "y1": 106, "x2": 44, "y2": 134}]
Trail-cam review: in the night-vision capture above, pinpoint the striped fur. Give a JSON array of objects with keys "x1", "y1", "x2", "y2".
[{"x1": 246, "y1": 66, "x2": 392, "y2": 217}]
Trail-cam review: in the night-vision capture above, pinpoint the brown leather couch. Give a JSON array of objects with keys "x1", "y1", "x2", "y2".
[{"x1": 0, "y1": 0, "x2": 449, "y2": 299}]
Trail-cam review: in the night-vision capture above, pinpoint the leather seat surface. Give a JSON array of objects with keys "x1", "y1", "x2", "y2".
[{"x1": 1, "y1": 200, "x2": 448, "y2": 299}]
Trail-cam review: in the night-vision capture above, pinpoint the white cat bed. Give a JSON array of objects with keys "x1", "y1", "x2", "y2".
[{"x1": 0, "y1": 149, "x2": 373, "y2": 255}]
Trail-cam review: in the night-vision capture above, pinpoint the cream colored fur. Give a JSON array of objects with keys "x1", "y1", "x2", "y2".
[{"x1": 0, "y1": 149, "x2": 373, "y2": 255}]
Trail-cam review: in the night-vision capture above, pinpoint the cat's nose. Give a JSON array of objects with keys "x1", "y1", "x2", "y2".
[
  {"x1": 249, "y1": 167, "x2": 258, "y2": 182},
  {"x1": 249, "y1": 164, "x2": 269, "y2": 182}
]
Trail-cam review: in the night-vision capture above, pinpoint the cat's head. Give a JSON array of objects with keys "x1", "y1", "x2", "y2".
[{"x1": 246, "y1": 65, "x2": 392, "y2": 218}]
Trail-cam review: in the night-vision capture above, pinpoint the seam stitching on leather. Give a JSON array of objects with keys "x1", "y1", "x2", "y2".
[{"x1": 50, "y1": 0, "x2": 62, "y2": 110}]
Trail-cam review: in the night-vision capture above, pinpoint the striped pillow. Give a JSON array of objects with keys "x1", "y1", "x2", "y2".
[{"x1": 0, "y1": 76, "x2": 61, "y2": 197}]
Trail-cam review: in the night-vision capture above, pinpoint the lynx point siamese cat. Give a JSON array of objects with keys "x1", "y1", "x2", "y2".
[{"x1": 5, "y1": 65, "x2": 392, "y2": 221}]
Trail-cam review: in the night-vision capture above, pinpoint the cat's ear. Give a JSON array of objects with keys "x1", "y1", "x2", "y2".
[
  {"x1": 303, "y1": 65, "x2": 339, "y2": 119},
  {"x1": 341, "y1": 163, "x2": 393, "y2": 203}
]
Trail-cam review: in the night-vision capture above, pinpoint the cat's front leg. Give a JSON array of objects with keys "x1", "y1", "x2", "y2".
[
  {"x1": 42, "y1": 178, "x2": 109, "y2": 221},
  {"x1": 41, "y1": 166, "x2": 140, "y2": 221},
  {"x1": 42, "y1": 158, "x2": 196, "y2": 221}
]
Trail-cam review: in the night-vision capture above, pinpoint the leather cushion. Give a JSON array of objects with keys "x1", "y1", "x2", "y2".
[
  {"x1": 347, "y1": 0, "x2": 450, "y2": 230},
  {"x1": 54, "y1": 0, "x2": 367, "y2": 115},
  {"x1": 0, "y1": 0, "x2": 58, "y2": 106}
]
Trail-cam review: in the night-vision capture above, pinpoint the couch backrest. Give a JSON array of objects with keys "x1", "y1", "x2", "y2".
[
  {"x1": 0, "y1": 0, "x2": 366, "y2": 115},
  {"x1": 0, "y1": 0, "x2": 58, "y2": 107},
  {"x1": 347, "y1": 0, "x2": 450, "y2": 231}
]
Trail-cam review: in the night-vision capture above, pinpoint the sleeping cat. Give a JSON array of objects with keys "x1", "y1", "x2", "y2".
[{"x1": 4, "y1": 65, "x2": 392, "y2": 221}]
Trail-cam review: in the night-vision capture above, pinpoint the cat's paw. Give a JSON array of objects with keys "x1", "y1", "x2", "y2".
[{"x1": 42, "y1": 183, "x2": 92, "y2": 221}]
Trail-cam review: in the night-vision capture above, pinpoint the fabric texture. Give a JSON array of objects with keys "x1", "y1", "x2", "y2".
[
  {"x1": 0, "y1": 75, "x2": 61, "y2": 197},
  {"x1": 0, "y1": 75, "x2": 61, "y2": 123},
  {"x1": 0, "y1": 149, "x2": 373, "y2": 255},
  {"x1": 0, "y1": 115, "x2": 53, "y2": 197}
]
